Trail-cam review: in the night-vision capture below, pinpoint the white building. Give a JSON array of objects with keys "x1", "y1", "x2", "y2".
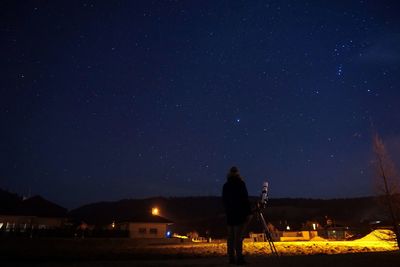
[{"x1": 116, "y1": 214, "x2": 173, "y2": 239}]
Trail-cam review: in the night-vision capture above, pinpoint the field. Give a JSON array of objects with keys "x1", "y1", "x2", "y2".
[{"x1": 1, "y1": 230, "x2": 399, "y2": 266}]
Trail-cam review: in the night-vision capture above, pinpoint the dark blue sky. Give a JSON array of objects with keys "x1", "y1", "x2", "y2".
[{"x1": 1, "y1": 1, "x2": 400, "y2": 208}]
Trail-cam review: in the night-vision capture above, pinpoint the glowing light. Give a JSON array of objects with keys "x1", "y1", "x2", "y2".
[
  {"x1": 152, "y1": 207, "x2": 159, "y2": 215},
  {"x1": 173, "y1": 233, "x2": 189, "y2": 239},
  {"x1": 166, "y1": 231, "x2": 172, "y2": 238}
]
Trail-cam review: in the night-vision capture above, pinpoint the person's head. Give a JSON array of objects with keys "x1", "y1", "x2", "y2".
[
  {"x1": 227, "y1": 166, "x2": 241, "y2": 180},
  {"x1": 229, "y1": 166, "x2": 239, "y2": 174}
]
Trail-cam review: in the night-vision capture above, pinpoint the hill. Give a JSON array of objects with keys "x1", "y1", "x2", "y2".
[{"x1": 0, "y1": 188, "x2": 22, "y2": 214}]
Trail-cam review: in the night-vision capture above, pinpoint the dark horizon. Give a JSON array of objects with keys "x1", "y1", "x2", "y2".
[
  {"x1": 2, "y1": 1, "x2": 400, "y2": 209},
  {"x1": 1, "y1": 186, "x2": 379, "y2": 210}
]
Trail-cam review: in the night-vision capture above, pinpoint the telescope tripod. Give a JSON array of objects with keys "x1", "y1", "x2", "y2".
[{"x1": 255, "y1": 208, "x2": 279, "y2": 257}]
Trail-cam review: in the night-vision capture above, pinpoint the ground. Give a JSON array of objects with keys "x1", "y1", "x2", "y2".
[
  {"x1": 1, "y1": 230, "x2": 399, "y2": 266},
  {"x1": 4, "y1": 253, "x2": 400, "y2": 267}
]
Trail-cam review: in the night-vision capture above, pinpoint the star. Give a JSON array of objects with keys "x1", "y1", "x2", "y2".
[
  {"x1": 3, "y1": 0, "x2": 400, "y2": 207},
  {"x1": 337, "y1": 64, "x2": 343, "y2": 76}
]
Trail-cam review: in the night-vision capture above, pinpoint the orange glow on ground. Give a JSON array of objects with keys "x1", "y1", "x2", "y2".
[
  {"x1": 153, "y1": 230, "x2": 397, "y2": 256},
  {"x1": 244, "y1": 239, "x2": 396, "y2": 256},
  {"x1": 155, "y1": 239, "x2": 396, "y2": 257},
  {"x1": 255, "y1": 230, "x2": 397, "y2": 256}
]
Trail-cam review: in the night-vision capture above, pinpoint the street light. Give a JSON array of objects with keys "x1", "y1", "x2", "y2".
[{"x1": 152, "y1": 207, "x2": 159, "y2": 216}]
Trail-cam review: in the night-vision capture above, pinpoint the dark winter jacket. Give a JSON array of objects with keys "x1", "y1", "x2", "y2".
[{"x1": 222, "y1": 174, "x2": 251, "y2": 226}]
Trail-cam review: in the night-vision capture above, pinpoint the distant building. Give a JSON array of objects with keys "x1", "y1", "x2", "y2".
[
  {"x1": 279, "y1": 230, "x2": 319, "y2": 241},
  {"x1": 0, "y1": 215, "x2": 66, "y2": 231},
  {"x1": 116, "y1": 214, "x2": 173, "y2": 239},
  {"x1": 0, "y1": 195, "x2": 67, "y2": 231},
  {"x1": 247, "y1": 232, "x2": 267, "y2": 242}
]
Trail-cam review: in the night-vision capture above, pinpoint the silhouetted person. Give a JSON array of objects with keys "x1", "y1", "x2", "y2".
[{"x1": 222, "y1": 166, "x2": 251, "y2": 265}]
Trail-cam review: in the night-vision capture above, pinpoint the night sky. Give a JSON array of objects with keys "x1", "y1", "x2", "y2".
[{"x1": 2, "y1": 1, "x2": 400, "y2": 208}]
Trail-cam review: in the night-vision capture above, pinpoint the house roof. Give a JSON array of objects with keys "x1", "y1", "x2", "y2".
[
  {"x1": 0, "y1": 190, "x2": 67, "y2": 218},
  {"x1": 19, "y1": 196, "x2": 67, "y2": 217}
]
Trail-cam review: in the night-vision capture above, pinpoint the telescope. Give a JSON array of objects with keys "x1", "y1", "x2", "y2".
[
  {"x1": 260, "y1": 181, "x2": 269, "y2": 206},
  {"x1": 253, "y1": 181, "x2": 278, "y2": 256},
  {"x1": 254, "y1": 181, "x2": 269, "y2": 212}
]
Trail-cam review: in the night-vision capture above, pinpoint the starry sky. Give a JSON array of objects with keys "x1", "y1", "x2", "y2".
[{"x1": 1, "y1": 1, "x2": 400, "y2": 208}]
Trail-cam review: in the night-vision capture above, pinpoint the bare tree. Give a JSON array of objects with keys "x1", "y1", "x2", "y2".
[{"x1": 372, "y1": 133, "x2": 400, "y2": 249}]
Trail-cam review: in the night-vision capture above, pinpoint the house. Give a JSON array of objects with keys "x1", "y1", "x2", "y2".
[
  {"x1": 0, "y1": 194, "x2": 67, "y2": 232},
  {"x1": 116, "y1": 214, "x2": 173, "y2": 239},
  {"x1": 0, "y1": 215, "x2": 66, "y2": 231},
  {"x1": 279, "y1": 230, "x2": 319, "y2": 241}
]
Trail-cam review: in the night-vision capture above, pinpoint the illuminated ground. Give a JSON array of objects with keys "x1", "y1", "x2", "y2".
[
  {"x1": 1, "y1": 230, "x2": 399, "y2": 266},
  {"x1": 144, "y1": 230, "x2": 397, "y2": 257},
  {"x1": 144, "y1": 239, "x2": 396, "y2": 257}
]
